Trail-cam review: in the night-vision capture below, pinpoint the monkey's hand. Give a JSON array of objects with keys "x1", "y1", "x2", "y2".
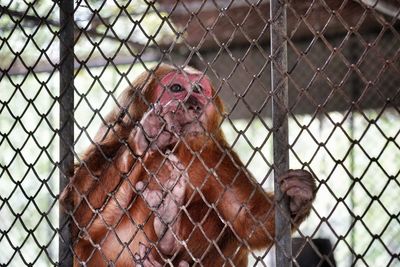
[
  {"x1": 134, "y1": 104, "x2": 178, "y2": 155},
  {"x1": 134, "y1": 102, "x2": 198, "y2": 155},
  {"x1": 279, "y1": 169, "x2": 316, "y2": 225},
  {"x1": 134, "y1": 243, "x2": 189, "y2": 267}
]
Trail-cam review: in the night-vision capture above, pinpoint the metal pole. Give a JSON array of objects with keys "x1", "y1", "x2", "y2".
[
  {"x1": 59, "y1": 0, "x2": 74, "y2": 266},
  {"x1": 349, "y1": 35, "x2": 361, "y2": 266},
  {"x1": 270, "y1": 0, "x2": 292, "y2": 266}
]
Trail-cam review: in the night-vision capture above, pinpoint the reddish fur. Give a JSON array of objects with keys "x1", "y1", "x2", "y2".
[{"x1": 61, "y1": 64, "x2": 308, "y2": 267}]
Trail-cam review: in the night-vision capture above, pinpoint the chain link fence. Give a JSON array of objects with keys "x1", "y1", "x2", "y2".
[{"x1": 0, "y1": 0, "x2": 399, "y2": 266}]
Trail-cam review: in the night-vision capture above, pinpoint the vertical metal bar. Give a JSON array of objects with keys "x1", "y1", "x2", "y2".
[
  {"x1": 59, "y1": 1, "x2": 74, "y2": 266},
  {"x1": 270, "y1": 0, "x2": 291, "y2": 266},
  {"x1": 349, "y1": 35, "x2": 361, "y2": 266}
]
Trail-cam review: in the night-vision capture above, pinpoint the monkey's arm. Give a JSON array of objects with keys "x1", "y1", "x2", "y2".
[
  {"x1": 214, "y1": 168, "x2": 315, "y2": 250},
  {"x1": 60, "y1": 136, "x2": 143, "y2": 242}
]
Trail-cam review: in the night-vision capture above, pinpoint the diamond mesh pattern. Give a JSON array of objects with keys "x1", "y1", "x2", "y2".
[{"x1": 0, "y1": 0, "x2": 399, "y2": 266}]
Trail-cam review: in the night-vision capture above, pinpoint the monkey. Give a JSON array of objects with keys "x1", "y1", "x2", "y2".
[{"x1": 60, "y1": 64, "x2": 316, "y2": 267}]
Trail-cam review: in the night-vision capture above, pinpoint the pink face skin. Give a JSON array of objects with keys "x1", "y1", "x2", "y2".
[
  {"x1": 149, "y1": 69, "x2": 217, "y2": 137},
  {"x1": 154, "y1": 70, "x2": 213, "y2": 106}
]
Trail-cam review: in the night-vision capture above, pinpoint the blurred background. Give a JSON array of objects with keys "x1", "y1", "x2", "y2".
[{"x1": 0, "y1": 0, "x2": 399, "y2": 266}]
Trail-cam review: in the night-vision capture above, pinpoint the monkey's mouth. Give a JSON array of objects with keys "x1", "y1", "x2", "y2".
[
  {"x1": 162, "y1": 101, "x2": 206, "y2": 138},
  {"x1": 167, "y1": 113, "x2": 205, "y2": 136},
  {"x1": 162, "y1": 96, "x2": 206, "y2": 146}
]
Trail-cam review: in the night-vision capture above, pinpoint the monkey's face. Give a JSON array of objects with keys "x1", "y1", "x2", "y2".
[{"x1": 152, "y1": 69, "x2": 216, "y2": 137}]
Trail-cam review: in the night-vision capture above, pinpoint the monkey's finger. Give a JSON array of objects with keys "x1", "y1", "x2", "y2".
[
  {"x1": 136, "y1": 182, "x2": 163, "y2": 208},
  {"x1": 280, "y1": 177, "x2": 315, "y2": 195},
  {"x1": 152, "y1": 102, "x2": 163, "y2": 115},
  {"x1": 167, "y1": 154, "x2": 185, "y2": 170},
  {"x1": 139, "y1": 242, "x2": 150, "y2": 266},
  {"x1": 163, "y1": 112, "x2": 182, "y2": 135},
  {"x1": 133, "y1": 253, "x2": 143, "y2": 266},
  {"x1": 139, "y1": 243, "x2": 163, "y2": 267},
  {"x1": 290, "y1": 199, "x2": 313, "y2": 223},
  {"x1": 170, "y1": 180, "x2": 186, "y2": 201},
  {"x1": 140, "y1": 110, "x2": 165, "y2": 138},
  {"x1": 160, "y1": 197, "x2": 180, "y2": 222},
  {"x1": 138, "y1": 242, "x2": 149, "y2": 260},
  {"x1": 285, "y1": 187, "x2": 313, "y2": 201},
  {"x1": 178, "y1": 261, "x2": 190, "y2": 267},
  {"x1": 153, "y1": 216, "x2": 167, "y2": 238},
  {"x1": 162, "y1": 99, "x2": 180, "y2": 113},
  {"x1": 134, "y1": 129, "x2": 150, "y2": 156},
  {"x1": 167, "y1": 154, "x2": 180, "y2": 165},
  {"x1": 278, "y1": 169, "x2": 312, "y2": 183},
  {"x1": 135, "y1": 181, "x2": 146, "y2": 192},
  {"x1": 289, "y1": 197, "x2": 303, "y2": 214},
  {"x1": 154, "y1": 132, "x2": 175, "y2": 150},
  {"x1": 143, "y1": 190, "x2": 163, "y2": 208}
]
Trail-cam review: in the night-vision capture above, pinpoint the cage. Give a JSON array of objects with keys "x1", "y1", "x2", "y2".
[{"x1": 0, "y1": 0, "x2": 399, "y2": 266}]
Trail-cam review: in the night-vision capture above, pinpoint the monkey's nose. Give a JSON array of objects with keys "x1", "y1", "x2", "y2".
[{"x1": 185, "y1": 95, "x2": 202, "y2": 113}]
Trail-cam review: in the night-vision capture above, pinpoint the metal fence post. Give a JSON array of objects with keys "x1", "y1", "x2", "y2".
[
  {"x1": 59, "y1": 1, "x2": 74, "y2": 266},
  {"x1": 270, "y1": 0, "x2": 292, "y2": 266}
]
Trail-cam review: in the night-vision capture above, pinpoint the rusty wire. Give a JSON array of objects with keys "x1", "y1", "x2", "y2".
[{"x1": 0, "y1": 0, "x2": 399, "y2": 266}]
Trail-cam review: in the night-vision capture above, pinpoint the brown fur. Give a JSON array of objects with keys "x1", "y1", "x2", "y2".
[{"x1": 61, "y1": 64, "x2": 310, "y2": 266}]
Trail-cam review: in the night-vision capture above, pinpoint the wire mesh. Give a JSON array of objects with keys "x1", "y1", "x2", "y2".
[{"x1": 0, "y1": 0, "x2": 399, "y2": 266}]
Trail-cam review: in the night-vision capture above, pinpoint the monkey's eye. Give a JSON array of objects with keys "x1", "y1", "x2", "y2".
[{"x1": 169, "y1": 84, "x2": 184, "y2": 93}]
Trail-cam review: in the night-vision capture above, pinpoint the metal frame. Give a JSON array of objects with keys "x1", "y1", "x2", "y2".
[
  {"x1": 59, "y1": 1, "x2": 74, "y2": 266},
  {"x1": 270, "y1": 0, "x2": 292, "y2": 266}
]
